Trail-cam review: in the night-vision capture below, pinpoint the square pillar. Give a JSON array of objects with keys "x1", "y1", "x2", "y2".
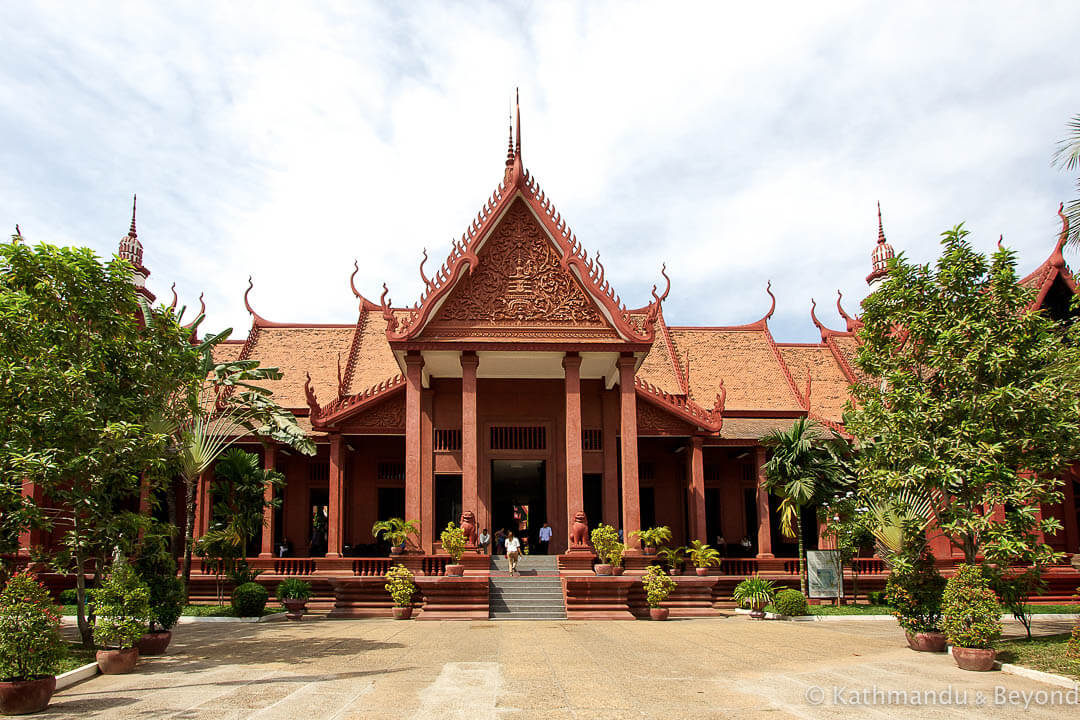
[
  {"x1": 327, "y1": 433, "x2": 344, "y2": 558},
  {"x1": 1063, "y1": 473, "x2": 1078, "y2": 554},
  {"x1": 601, "y1": 388, "x2": 619, "y2": 528},
  {"x1": 461, "y1": 352, "x2": 479, "y2": 536},
  {"x1": 618, "y1": 354, "x2": 641, "y2": 550},
  {"x1": 754, "y1": 446, "x2": 774, "y2": 558},
  {"x1": 196, "y1": 468, "x2": 213, "y2": 538},
  {"x1": 688, "y1": 436, "x2": 707, "y2": 544},
  {"x1": 16, "y1": 480, "x2": 45, "y2": 556},
  {"x1": 405, "y1": 352, "x2": 424, "y2": 548},
  {"x1": 564, "y1": 352, "x2": 585, "y2": 545},
  {"x1": 259, "y1": 443, "x2": 278, "y2": 558},
  {"x1": 421, "y1": 386, "x2": 435, "y2": 552}
]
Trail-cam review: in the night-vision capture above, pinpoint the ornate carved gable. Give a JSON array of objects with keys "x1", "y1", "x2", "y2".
[
  {"x1": 637, "y1": 397, "x2": 697, "y2": 436},
  {"x1": 421, "y1": 199, "x2": 619, "y2": 340},
  {"x1": 338, "y1": 393, "x2": 405, "y2": 433}
]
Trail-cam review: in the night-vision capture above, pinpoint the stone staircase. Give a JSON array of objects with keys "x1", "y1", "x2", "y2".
[{"x1": 488, "y1": 555, "x2": 566, "y2": 620}]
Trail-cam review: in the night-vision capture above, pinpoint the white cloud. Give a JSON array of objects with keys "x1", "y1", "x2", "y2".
[{"x1": 1, "y1": 1, "x2": 1077, "y2": 341}]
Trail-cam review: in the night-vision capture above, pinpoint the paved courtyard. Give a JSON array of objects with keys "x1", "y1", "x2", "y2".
[{"x1": 51, "y1": 616, "x2": 1077, "y2": 719}]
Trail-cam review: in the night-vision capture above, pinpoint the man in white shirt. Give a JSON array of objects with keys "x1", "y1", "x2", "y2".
[
  {"x1": 538, "y1": 522, "x2": 552, "y2": 555},
  {"x1": 505, "y1": 530, "x2": 521, "y2": 575},
  {"x1": 478, "y1": 528, "x2": 491, "y2": 554}
]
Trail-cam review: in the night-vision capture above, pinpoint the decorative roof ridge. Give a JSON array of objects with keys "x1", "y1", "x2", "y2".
[
  {"x1": 809, "y1": 298, "x2": 850, "y2": 341},
  {"x1": 762, "y1": 322, "x2": 805, "y2": 412},
  {"x1": 349, "y1": 260, "x2": 382, "y2": 311},
  {"x1": 667, "y1": 282, "x2": 775, "y2": 333},
  {"x1": 824, "y1": 335, "x2": 859, "y2": 385},
  {"x1": 314, "y1": 373, "x2": 406, "y2": 427},
  {"x1": 634, "y1": 376, "x2": 723, "y2": 433},
  {"x1": 340, "y1": 307, "x2": 368, "y2": 398},
  {"x1": 1021, "y1": 203, "x2": 1078, "y2": 307},
  {"x1": 807, "y1": 411, "x2": 851, "y2": 439},
  {"x1": 775, "y1": 341, "x2": 829, "y2": 348},
  {"x1": 181, "y1": 292, "x2": 206, "y2": 340},
  {"x1": 654, "y1": 304, "x2": 690, "y2": 396},
  {"x1": 836, "y1": 290, "x2": 863, "y2": 332}
]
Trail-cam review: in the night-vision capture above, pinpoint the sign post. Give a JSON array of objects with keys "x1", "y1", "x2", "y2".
[{"x1": 807, "y1": 550, "x2": 843, "y2": 600}]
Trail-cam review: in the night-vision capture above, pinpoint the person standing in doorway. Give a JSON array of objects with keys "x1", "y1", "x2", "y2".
[
  {"x1": 538, "y1": 522, "x2": 552, "y2": 555},
  {"x1": 505, "y1": 530, "x2": 521, "y2": 575},
  {"x1": 494, "y1": 528, "x2": 507, "y2": 556},
  {"x1": 478, "y1": 528, "x2": 491, "y2": 554}
]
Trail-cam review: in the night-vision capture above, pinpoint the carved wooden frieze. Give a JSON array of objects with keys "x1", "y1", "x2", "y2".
[
  {"x1": 341, "y1": 394, "x2": 405, "y2": 432},
  {"x1": 637, "y1": 398, "x2": 696, "y2": 435}
]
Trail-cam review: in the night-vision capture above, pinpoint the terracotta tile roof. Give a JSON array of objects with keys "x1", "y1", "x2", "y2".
[
  {"x1": 345, "y1": 311, "x2": 403, "y2": 395},
  {"x1": 668, "y1": 328, "x2": 802, "y2": 411},
  {"x1": 778, "y1": 345, "x2": 852, "y2": 421},
  {"x1": 636, "y1": 317, "x2": 684, "y2": 395},
  {"x1": 828, "y1": 335, "x2": 865, "y2": 383},
  {"x1": 717, "y1": 417, "x2": 799, "y2": 440},
  {"x1": 241, "y1": 326, "x2": 356, "y2": 409},
  {"x1": 212, "y1": 342, "x2": 244, "y2": 363}
]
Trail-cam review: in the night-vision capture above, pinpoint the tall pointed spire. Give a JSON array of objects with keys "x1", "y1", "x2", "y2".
[
  {"x1": 514, "y1": 87, "x2": 521, "y2": 161},
  {"x1": 129, "y1": 194, "x2": 138, "y2": 237},
  {"x1": 505, "y1": 110, "x2": 514, "y2": 168},
  {"x1": 867, "y1": 201, "x2": 895, "y2": 290},
  {"x1": 118, "y1": 194, "x2": 154, "y2": 302}
]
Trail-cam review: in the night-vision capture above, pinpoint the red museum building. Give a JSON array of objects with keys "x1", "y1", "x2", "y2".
[{"x1": 18, "y1": 100, "x2": 1080, "y2": 613}]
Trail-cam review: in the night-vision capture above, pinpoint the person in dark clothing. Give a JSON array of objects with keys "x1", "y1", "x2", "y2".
[{"x1": 494, "y1": 528, "x2": 507, "y2": 556}]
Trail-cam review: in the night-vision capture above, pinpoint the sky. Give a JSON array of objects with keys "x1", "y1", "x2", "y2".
[{"x1": 2, "y1": 1, "x2": 1079, "y2": 342}]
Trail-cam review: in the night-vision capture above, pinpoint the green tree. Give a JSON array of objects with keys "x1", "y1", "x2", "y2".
[
  {"x1": 196, "y1": 449, "x2": 283, "y2": 602},
  {"x1": 847, "y1": 225, "x2": 1080, "y2": 569},
  {"x1": 1053, "y1": 113, "x2": 1080, "y2": 249},
  {"x1": 818, "y1": 493, "x2": 874, "y2": 601},
  {"x1": 761, "y1": 418, "x2": 851, "y2": 595},
  {"x1": 0, "y1": 241, "x2": 202, "y2": 646}
]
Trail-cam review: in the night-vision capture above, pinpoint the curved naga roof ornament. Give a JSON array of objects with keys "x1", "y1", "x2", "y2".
[
  {"x1": 168, "y1": 283, "x2": 178, "y2": 311},
  {"x1": 182, "y1": 292, "x2": 206, "y2": 337},
  {"x1": 349, "y1": 260, "x2": 380, "y2": 311},
  {"x1": 1052, "y1": 202, "x2": 1069, "y2": 269},
  {"x1": 378, "y1": 93, "x2": 659, "y2": 344},
  {"x1": 810, "y1": 298, "x2": 847, "y2": 341},
  {"x1": 303, "y1": 372, "x2": 321, "y2": 420},
  {"x1": 835, "y1": 290, "x2": 863, "y2": 332},
  {"x1": 244, "y1": 276, "x2": 273, "y2": 326}
]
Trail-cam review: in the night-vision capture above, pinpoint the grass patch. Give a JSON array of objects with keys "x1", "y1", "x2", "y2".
[
  {"x1": 996, "y1": 633, "x2": 1080, "y2": 680},
  {"x1": 61, "y1": 603, "x2": 285, "y2": 618},
  {"x1": 56, "y1": 643, "x2": 96, "y2": 674},
  {"x1": 762, "y1": 603, "x2": 1080, "y2": 617}
]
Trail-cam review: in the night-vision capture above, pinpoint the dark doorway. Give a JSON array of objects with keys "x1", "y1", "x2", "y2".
[
  {"x1": 377, "y1": 487, "x2": 405, "y2": 522},
  {"x1": 640, "y1": 486, "x2": 656, "y2": 532},
  {"x1": 584, "y1": 473, "x2": 603, "y2": 530},
  {"x1": 491, "y1": 460, "x2": 545, "y2": 553},
  {"x1": 743, "y1": 488, "x2": 758, "y2": 556},
  {"x1": 705, "y1": 488, "x2": 722, "y2": 548},
  {"x1": 308, "y1": 488, "x2": 329, "y2": 557},
  {"x1": 435, "y1": 474, "x2": 462, "y2": 537}
]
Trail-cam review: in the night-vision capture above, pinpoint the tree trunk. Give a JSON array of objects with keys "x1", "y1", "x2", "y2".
[
  {"x1": 181, "y1": 474, "x2": 197, "y2": 601},
  {"x1": 963, "y1": 533, "x2": 977, "y2": 565},
  {"x1": 71, "y1": 514, "x2": 93, "y2": 648},
  {"x1": 796, "y1": 509, "x2": 807, "y2": 596}
]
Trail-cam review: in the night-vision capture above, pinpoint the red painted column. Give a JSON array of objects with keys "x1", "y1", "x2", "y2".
[
  {"x1": 196, "y1": 468, "x2": 213, "y2": 538},
  {"x1": 421, "y1": 386, "x2": 435, "y2": 552},
  {"x1": 564, "y1": 353, "x2": 585, "y2": 545},
  {"x1": 259, "y1": 443, "x2": 278, "y2": 558},
  {"x1": 1062, "y1": 473, "x2": 1079, "y2": 554},
  {"x1": 17, "y1": 480, "x2": 45, "y2": 556},
  {"x1": 689, "y1": 436, "x2": 707, "y2": 544},
  {"x1": 601, "y1": 388, "x2": 619, "y2": 528},
  {"x1": 405, "y1": 352, "x2": 424, "y2": 549},
  {"x1": 618, "y1": 354, "x2": 641, "y2": 550},
  {"x1": 461, "y1": 352, "x2": 479, "y2": 540},
  {"x1": 754, "y1": 446, "x2": 774, "y2": 558},
  {"x1": 327, "y1": 433, "x2": 344, "y2": 558}
]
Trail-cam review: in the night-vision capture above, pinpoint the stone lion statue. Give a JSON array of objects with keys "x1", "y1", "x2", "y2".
[
  {"x1": 460, "y1": 510, "x2": 478, "y2": 546},
  {"x1": 570, "y1": 511, "x2": 588, "y2": 547}
]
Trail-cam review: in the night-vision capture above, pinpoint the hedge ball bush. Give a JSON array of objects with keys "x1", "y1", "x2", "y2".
[
  {"x1": 58, "y1": 588, "x2": 79, "y2": 606},
  {"x1": 231, "y1": 582, "x2": 269, "y2": 617},
  {"x1": 642, "y1": 565, "x2": 677, "y2": 608},
  {"x1": 867, "y1": 590, "x2": 887, "y2": 606},
  {"x1": 92, "y1": 561, "x2": 152, "y2": 649},
  {"x1": 385, "y1": 564, "x2": 416, "y2": 607},
  {"x1": 940, "y1": 564, "x2": 1001, "y2": 649},
  {"x1": 276, "y1": 578, "x2": 312, "y2": 602},
  {"x1": 0, "y1": 572, "x2": 65, "y2": 680},
  {"x1": 773, "y1": 589, "x2": 809, "y2": 617}
]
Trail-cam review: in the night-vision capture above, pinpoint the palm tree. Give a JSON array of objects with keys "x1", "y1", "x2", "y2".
[
  {"x1": 1053, "y1": 113, "x2": 1080, "y2": 249},
  {"x1": 761, "y1": 418, "x2": 851, "y2": 595}
]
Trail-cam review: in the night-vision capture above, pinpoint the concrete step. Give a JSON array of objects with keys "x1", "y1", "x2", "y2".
[
  {"x1": 489, "y1": 612, "x2": 567, "y2": 620},
  {"x1": 488, "y1": 571, "x2": 566, "y2": 620}
]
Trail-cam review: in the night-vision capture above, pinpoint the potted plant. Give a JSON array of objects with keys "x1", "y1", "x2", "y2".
[
  {"x1": 135, "y1": 535, "x2": 183, "y2": 655},
  {"x1": 610, "y1": 542, "x2": 626, "y2": 575},
  {"x1": 0, "y1": 572, "x2": 65, "y2": 714},
  {"x1": 589, "y1": 524, "x2": 621, "y2": 576},
  {"x1": 687, "y1": 540, "x2": 720, "y2": 576},
  {"x1": 385, "y1": 564, "x2": 416, "y2": 619},
  {"x1": 276, "y1": 578, "x2": 312, "y2": 620},
  {"x1": 231, "y1": 582, "x2": 269, "y2": 617},
  {"x1": 372, "y1": 518, "x2": 420, "y2": 555},
  {"x1": 440, "y1": 522, "x2": 467, "y2": 577},
  {"x1": 733, "y1": 575, "x2": 777, "y2": 620},
  {"x1": 642, "y1": 565, "x2": 677, "y2": 620},
  {"x1": 631, "y1": 526, "x2": 672, "y2": 555},
  {"x1": 941, "y1": 564, "x2": 1002, "y2": 671},
  {"x1": 92, "y1": 560, "x2": 152, "y2": 675},
  {"x1": 885, "y1": 553, "x2": 946, "y2": 652},
  {"x1": 656, "y1": 546, "x2": 687, "y2": 575}
]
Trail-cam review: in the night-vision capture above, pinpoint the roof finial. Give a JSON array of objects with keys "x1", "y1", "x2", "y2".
[
  {"x1": 505, "y1": 108, "x2": 515, "y2": 168},
  {"x1": 514, "y1": 87, "x2": 521, "y2": 160},
  {"x1": 877, "y1": 201, "x2": 885, "y2": 244},
  {"x1": 130, "y1": 194, "x2": 137, "y2": 237}
]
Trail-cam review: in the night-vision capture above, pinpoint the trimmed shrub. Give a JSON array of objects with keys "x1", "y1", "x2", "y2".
[
  {"x1": 0, "y1": 572, "x2": 65, "y2": 680},
  {"x1": 92, "y1": 560, "x2": 152, "y2": 649},
  {"x1": 231, "y1": 582, "x2": 269, "y2": 617},
  {"x1": 136, "y1": 533, "x2": 184, "y2": 631},
  {"x1": 642, "y1": 565, "x2": 677, "y2": 608},
  {"x1": 58, "y1": 588, "x2": 79, "y2": 606},
  {"x1": 867, "y1": 590, "x2": 887, "y2": 606},
  {"x1": 276, "y1": 578, "x2": 312, "y2": 602},
  {"x1": 385, "y1": 564, "x2": 416, "y2": 607},
  {"x1": 590, "y1": 524, "x2": 622, "y2": 566},
  {"x1": 440, "y1": 522, "x2": 467, "y2": 563},
  {"x1": 941, "y1": 564, "x2": 1001, "y2": 649},
  {"x1": 886, "y1": 551, "x2": 945, "y2": 634},
  {"x1": 773, "y1": 589, "x2": 809, "y2": 617}
]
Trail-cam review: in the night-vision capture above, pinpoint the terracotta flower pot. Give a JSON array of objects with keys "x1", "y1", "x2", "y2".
[
  {"x1": 0, "y1": 676, "x2": 56, "y2": 715},
  {"x1": 393, "y1": 606, "x2": 413, "y2": 620},
  {"x1": 594, "y1": 563, "x2": 613, "y2": 576},
  {"x1": 136, "y1": 630, "x2": 172, "y2": 655},
  {"x1": 612, "y1": 566, "x2": 625, "y2": 576},
  {"x1": 695, "y1": 567, "x2": 708, "y2": 576},
  {"x1": 96, "y1": 647, "x2": 139, "y2": 675},
  {"x1": 905, "y1": 631, "x2": 946, "y2": 653},
  {"x1": 283, "y1": 599, "x2": 308, "y2": 620},
  {"x1": 390, "y1": 546, "x2": 403, "y2": 556},
  {"x1": 644, "y1": 546, "x2": 657, "y2": 555},
  {"x1": 952, "y1": 646, "x2": 997, "y2": 671},
  {"x1": 649, "y1": 607, "x2": 669, "y2": 621},
  {"x1": 667, "y1": 567, "x2": 679, "y2": 576},
  {"x1": 445, "y1": 564, "x2": 464, "y2": 577},
  {"x1": 749, "y1": 606, "x2": 766, "y2": 620}
]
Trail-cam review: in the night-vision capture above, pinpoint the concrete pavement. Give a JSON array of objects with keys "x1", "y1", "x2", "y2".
[{"x1": 49, "y1": 617, "x2": 1078, "y2": 719}]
